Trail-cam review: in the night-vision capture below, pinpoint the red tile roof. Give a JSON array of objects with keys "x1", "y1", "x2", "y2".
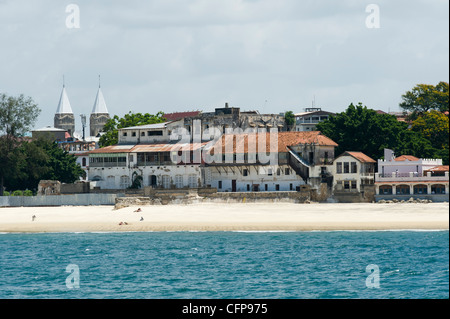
[
  {"x1": 87, "y1": 142, "x2": 208, "y2": 154},
  {"x1": 209, "y1": 131, "x2": 338, "y2": 154},
  {"x1": 341, "y1": 151, "x2": 376, "y2": 163},
  {"x1": 395, "y1": 155, "x2": 420, "y2": 162},
  {"x1": 425, "y1": 165, "x2": 449, "y2": 172}
]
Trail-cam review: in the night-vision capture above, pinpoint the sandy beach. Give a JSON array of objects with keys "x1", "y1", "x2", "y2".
[{"x1": 0, "y1": 202, "x2": 448, "y2": 233}]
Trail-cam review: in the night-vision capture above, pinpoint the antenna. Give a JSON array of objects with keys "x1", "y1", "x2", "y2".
[
  {"x1": 63, "y1": 74, "x2": 65, "y2": 88},
  {"x1": 98, "y1": 74, "x2": 101, "y2": 88}
]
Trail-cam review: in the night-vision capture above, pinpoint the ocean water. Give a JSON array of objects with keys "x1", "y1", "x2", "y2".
[{"x1": 0, "y1": 231, "x2": 448, "y2": 299}]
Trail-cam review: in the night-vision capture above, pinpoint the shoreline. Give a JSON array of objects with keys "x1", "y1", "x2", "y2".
[{"x1": 0, "y1": 202, "x2": 448, "y2": 233}]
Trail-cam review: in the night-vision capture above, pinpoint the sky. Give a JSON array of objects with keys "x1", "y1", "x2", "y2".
[{"x1": 0, "y1": 0, "x2": 448, "y2": 134}]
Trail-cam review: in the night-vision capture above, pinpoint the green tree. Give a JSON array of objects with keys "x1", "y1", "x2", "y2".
[
  {"x1": 99, "y1": 111, "x2": 166, "y2": 147},
  {"x1": 316, "y1": 103, "x2": 435, "y2": 161},
  {"x1": 411, "y1": 110, "x2": 449, "y2": 150},
  {"x1": 0, "y1": 93, "x2": 40, "y2": 195},
  {"x1": 399, "y1": 82, "x2": 449, "y2": 117},
  {"x1": 284, "y1": 111, "x2": 295, "y2": 130},
  {"x1": 5, "y1": 138, "x2": 84, "y2": 192}
]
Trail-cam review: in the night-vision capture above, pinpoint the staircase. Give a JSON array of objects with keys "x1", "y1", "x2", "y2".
[{"x1": 287, "y1": 147, "x2": 310, "y2": 182}]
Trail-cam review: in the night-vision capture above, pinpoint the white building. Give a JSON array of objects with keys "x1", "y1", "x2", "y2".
[
  {"x1": 375, "y1": 149, "x2": 449, "y2": 201},
  {"x1": 332, "y1": 151, "x2": 376, "y2": 193},
  {"x1": 294, "y1": 108, "x2": 335, "y2": 132},
  {"x1": 204, "y1": 131, "x2": 339, "y2": 192}
]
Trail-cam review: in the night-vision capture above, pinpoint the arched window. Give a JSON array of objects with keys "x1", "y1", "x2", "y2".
[
  {"x1": 82, "y1": 157, "x2": 87, "y2": 167},
  {"x1": 379, "y1": 185, "x2": 392, "y2": 195},
  {"x1": 431, "y1": 184, "x2": 446, "y2": 194},
  {"x1": 396, "y1": 185, "x2": 410, "y2": 195},
  {"x1": 413, "y1": 184, "x2": 428, "y2": 195}
]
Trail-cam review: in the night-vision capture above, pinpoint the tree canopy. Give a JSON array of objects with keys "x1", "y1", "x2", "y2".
[
  {"x1": 399, "y1": 82, "x2": 449, "y2": 117},
  {"x1": 99, "y1": 111, "x2": 166, "y2": 147},
  {"x1": 0, "y1": 93, "x2": 41, "y2": 195},
  {"x1": 3, "y1": 137, "x2": 84, "y2": 193},
  {"x1": 284, "y1": 111, "x2": 295, "y2": 129},
  {"x1": 316, "y1": 102, "x2": 444, "y2": 163}
]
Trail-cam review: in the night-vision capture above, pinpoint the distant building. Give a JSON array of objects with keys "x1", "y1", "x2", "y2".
[
  {"x1": 294, "y1": 108, "x2": 335, "y2": 132},
  {"x1": 375, "y1": 149, "x2": 449, "y2": 202},
  {"x1": 89, "y1": 84, "x2": 110, "y2": 137},
  {"x1": 332, "y1": 151, "x2": 376, "y2": 201},
  {"x1": 54, "y1": 84, "x2": 75, "y2": 137},
  {"x1": 32, "y1": 126, "x2": 68, "y2": 142}
]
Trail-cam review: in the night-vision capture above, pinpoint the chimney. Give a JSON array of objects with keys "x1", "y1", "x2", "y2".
[
  {"x1": 225, "y1": 102, "x2": 229, "y2": 108},
  {"x1": 384, "y1": 149, "x2": 395, "y2": 162}
]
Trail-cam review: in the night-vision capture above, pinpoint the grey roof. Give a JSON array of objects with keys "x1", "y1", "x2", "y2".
[
  {"x1": 33, "y1": 126, "x2": 67, "y2": 132},
  {"x1": 121, "y1": 122, "x2": 171, "y2": 130}
]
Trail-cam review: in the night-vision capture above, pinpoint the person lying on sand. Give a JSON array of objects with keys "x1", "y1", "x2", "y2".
[{"x1": 134, "y1": 208, "x2": 142, "y2": 212}]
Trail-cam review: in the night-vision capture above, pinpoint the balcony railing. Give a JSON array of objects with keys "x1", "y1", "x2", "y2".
[{"x1": 375, "y1": 172, "x2": 449, "y2": 182}]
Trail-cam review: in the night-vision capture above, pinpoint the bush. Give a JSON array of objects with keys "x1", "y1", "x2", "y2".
[
  {"x1": 2, "y1": 191, "x2": 10, "y2": 196},
  {"x1": 12, "y1": 190, "x2": 23, "y2": 196},
  {"x1": 23, "y1": 190, "x2": 33, "y2": 196}
]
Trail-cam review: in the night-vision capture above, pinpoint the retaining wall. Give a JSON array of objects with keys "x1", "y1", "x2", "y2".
[{"x1": 0, "y1": 194, "x2": 118, "y2": 207}]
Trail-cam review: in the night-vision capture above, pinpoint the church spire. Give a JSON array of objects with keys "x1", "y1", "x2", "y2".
[
  {"x1": 91, "y1": 75, "x2": 108, "y2": 114},
  {"x1": 55, "y1": 76, "x2": 73, "y2": 114}
]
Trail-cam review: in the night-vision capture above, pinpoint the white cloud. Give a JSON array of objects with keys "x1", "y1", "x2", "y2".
[{"x1": 0, "y1": 0, "x2": 448, "y2": 132}]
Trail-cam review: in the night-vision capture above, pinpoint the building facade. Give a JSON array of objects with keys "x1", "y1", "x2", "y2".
[
  {"x1": 375, "y1": 149, "x2": 449, "y2": 202},
  {"x1": 294, "y1": 108, "x2": 335, "y2": 132}
]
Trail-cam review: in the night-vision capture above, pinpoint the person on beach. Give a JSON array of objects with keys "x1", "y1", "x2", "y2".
[
  {"x1": 140, "y1": 217, "x2": 144, "y2": 221},
  {"x1": 134, "y1": 208, "x2": 142, "y2": 212},
  {"x1": 32, "y1": 215, "x2": 36, "y2": 221}
]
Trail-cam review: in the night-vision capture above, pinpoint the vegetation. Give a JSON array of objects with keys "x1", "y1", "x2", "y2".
[
  {"x1": 400, "y1": 82, "x2": 449, "y2": 119},
  {"x1": 284, "y1": 111, "x2": 295, "y2": 130},
  {"x1": 0, "y1": 93, "x2": 41, "y2": 196},
  {"x1": 99, "y1": 111, "x2": 166, "y2": 147},
  {"x1": 316, "y1": 102, "x2": 449, "y2": 164},
  {"x1": 4, "y1": 137, "x2": 84, "y2": 193}
]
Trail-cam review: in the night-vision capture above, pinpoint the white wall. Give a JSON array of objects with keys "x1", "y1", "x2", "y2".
[{"x1": 208, "y1": 164, "x2": 304, "y2": 192}]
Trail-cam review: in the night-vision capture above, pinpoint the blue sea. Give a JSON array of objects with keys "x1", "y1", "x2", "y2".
[{"x1": 0, "y1": 231, "x2": 448, "y2": 299}]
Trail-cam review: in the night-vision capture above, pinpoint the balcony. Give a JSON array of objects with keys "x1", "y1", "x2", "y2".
[{"x1": 375, "y1": 171, "x2": 449, "y2": 183}]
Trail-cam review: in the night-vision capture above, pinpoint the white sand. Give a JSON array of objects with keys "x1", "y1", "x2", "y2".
[{"x1": 0, "y1": 202, "x2": 448, "y2": 233}]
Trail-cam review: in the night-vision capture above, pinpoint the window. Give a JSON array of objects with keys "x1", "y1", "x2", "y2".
[
  {"x1": 285, "y1": 168, "x2": 290, "y2": 175},
  {"x1": 431, "y1": 184, "x2": 446, "y2": 194},
  {"x1": 188, "y1": 174, "x2": 198, "y2": 188},
  {"x1": 247, "y1": 184, "x2": 250, "y2": 191},
  {"x1": 141, "y1": 132, "x2": 145, "y2": 136},
  {"x1": 148, "y1": 130, "x2": 163, "y2": 136},
  {"x1": 344, "y1": 162, "x2": 349, "y2": 174},
  {"x1": 162, "y1": 175, "x2": 170, "y2": 189},
  {"x1": 396, "y1": 185, "x2": 410, "y2": 195},
  {"x1": 268, "y1": 168, "x2": 273, "y2": 176},
  {"x1": 351, "y1": 181, "x2": 357, "y2": 189},
  {"x1": 132, "y1": 132, "x2": 136, "y2": 137},
  {"x1": 336, "y1": 163, "x2": 342, "y2": 174},
  {"x1": 175, "y1": 175, "x2": 183, "y2": 188},
  {"x1": 414, "y1": 185, "x2": 428, "y2": 195},
  {"x1": 351, "y1": 162, "x2": 357, "y2": 174},
  {"x1": 120, "y1": 175, "x2": 130, "y2": 189},
  {"x1": 123, "y1": 132, "x2": 127, "y2": 137},
  {"x1": 290, "y1": 183, "x2": 293, "y2": 191},
  {"x1": 344, "y1": 181, "x2": 350, "y2": 189},
  {"x1": 265, "y1": 184, "x2": 268, "y2": 191},
  {"x1": 243, "y1": 169, "x2": 248, "y2": 176},
  {"x1": 275, "y1": 184, "x2": 280, "y2": 191},
  {"x1": 379, "y1": 185, "x2": 392, "y2": 195},
  {"x1": 218, "y1": 181, "x2": 222, "y2": 189}
]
